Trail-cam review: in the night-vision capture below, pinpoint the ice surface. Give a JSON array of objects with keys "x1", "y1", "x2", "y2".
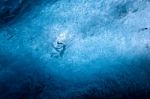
[{"x1": 0, "y1": 0, "x2": 150, "y2": 99}]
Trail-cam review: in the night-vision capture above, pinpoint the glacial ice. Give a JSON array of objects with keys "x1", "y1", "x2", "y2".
[{"x1": 0, "y1": 0, "x2": 150, "y2": 98}]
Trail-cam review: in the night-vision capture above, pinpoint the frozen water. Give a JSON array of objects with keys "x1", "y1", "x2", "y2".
[{"x1": 0, "y1": 0, "x2": 150, "y2": 98}]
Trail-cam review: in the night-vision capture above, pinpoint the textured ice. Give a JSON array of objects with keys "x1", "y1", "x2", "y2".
[{"x1": 0, "y1": 0, "x2": 150, "y2": 99}]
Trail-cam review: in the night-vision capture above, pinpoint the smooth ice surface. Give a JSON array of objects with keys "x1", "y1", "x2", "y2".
[{"x1": 0, "y1": 0, "x2": 150, "y2": 99}]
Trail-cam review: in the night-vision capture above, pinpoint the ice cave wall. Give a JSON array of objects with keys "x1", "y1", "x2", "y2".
[{"x1": 0, "y1": 0, "x2": 150, "y2": 99}]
